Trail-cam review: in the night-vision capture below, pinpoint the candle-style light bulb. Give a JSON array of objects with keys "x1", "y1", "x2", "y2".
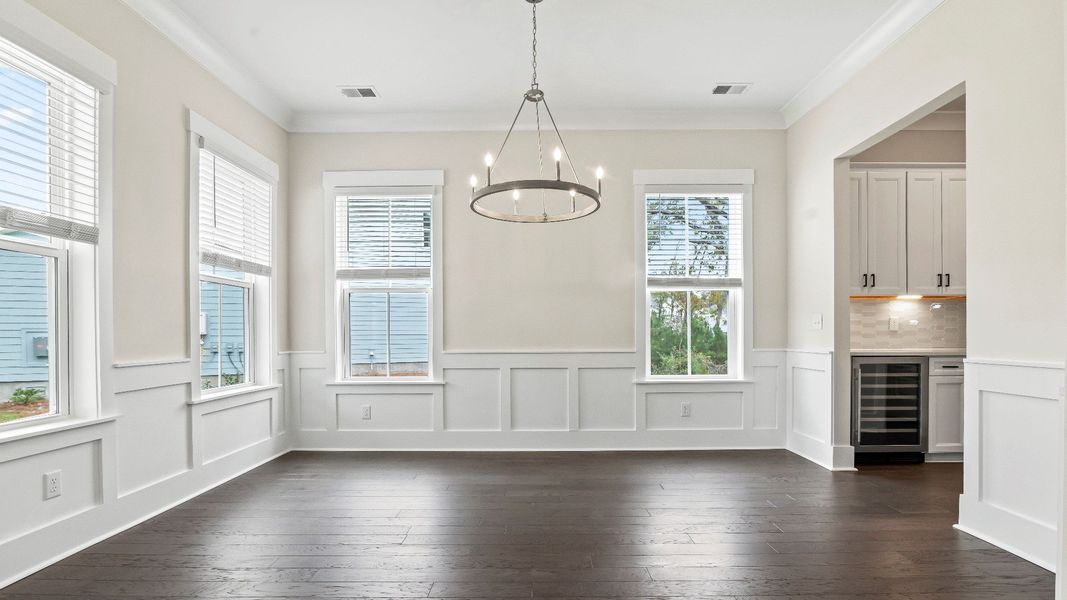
[
  {"x1": 469, "y1": 175, "x2": 478, "y2": 188},
  {"x1": 512, "y1": 190, "x2": 520, "y2": 200},
  {"x1": 569, "y1": 189, "x2": 576, "y2": 212},
  {"x1": 484, "y1": 153, "x2": 494, "y2": 167},
  {"x1": 595, "y1": 166, "x2": 604, "y2": 194},
  {"x1": 553, "y1": 147, "x2": 562, "y2": 180},
  {"x1": 512, "y1": 189, "x2": 520, "y2": 215},
  {"x1": 484, "y1": 153, "x2": 494, "y2": 186}
]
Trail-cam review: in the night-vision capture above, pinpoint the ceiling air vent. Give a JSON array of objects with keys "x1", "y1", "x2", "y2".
[
  {"x1": 712, "y1": 83, "x2": 751, "y2": 95},
  {"x1": 339, "y1": 86, "x2": 379, "y2": 99}
]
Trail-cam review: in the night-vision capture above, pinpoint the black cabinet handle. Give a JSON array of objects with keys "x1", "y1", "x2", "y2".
[
  {"x1": 945, "y1": 273, "x2": 950, "y2": 288},
  {"x1": 862, "y1": 273, "x2": 868, "y2": 288},
  {"x1": 937, "y1": 273, "x2": 943, "y2": 288},
  {"x1": 871, "y1": 273, "x2": 876, "y2": 288}
]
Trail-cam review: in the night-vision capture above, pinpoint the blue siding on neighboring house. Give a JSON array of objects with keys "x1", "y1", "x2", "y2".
[
  {"x1": 199, "y1": 281, "x2": 247, "y2": 380},
  {"x1": 0, "y1": 243, "x2": 49, "y2": 384},
  {"x1": 349, "y1": 292, "x2": 428, "y2": 368}
]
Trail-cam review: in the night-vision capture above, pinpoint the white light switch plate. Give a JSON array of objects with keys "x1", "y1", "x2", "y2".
[
  {"x1": 680, "y1": 402, "x2": 692, "y2": 418},
  {"x1": 361, "y1": 405, "x2": 372, "y2": 420},
  {"x1": 810, "y1": 314, "x2": 823, "y2": 330}
]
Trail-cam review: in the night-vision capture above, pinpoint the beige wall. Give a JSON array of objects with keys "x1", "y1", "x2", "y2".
[
  {"x1": 851, "y1": 129, "x2": 965, "y2": 163},
  {"x1": 787, "y1": 0, "x2": 1064, "y2": 362},
  {"x1": 28, "y1": 0, "x2": 289, "y2": 363},
  {"x1": 288, "y1": 130, "x2": 787, "y2": 353}
]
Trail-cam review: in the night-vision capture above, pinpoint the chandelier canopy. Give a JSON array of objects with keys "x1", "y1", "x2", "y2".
[{"x1": 469, "y1": 0, "x2": 602, "y2": 223}]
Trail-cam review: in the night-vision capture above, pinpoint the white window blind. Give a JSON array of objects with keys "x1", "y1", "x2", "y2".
[
  {"x1": 0, "y1": 34, "x2": 99, "y2": 243},
  {"x1": 336, "y1": 193, "x2": 432, "y2": 281},
  {"x1": 646, "y1": 193, "x2": 743, "y2": 287},
  {"x1": 198, "y1": 147, "x2": 272, "y2": 276}
]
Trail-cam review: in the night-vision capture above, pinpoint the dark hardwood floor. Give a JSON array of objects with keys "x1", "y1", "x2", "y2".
[{"x1": 1, "y1": 450, "x2": 1054, "y2": 599}]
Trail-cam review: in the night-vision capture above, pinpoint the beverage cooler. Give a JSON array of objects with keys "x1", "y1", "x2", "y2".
[{"x1": 851, "y1": 356, "x2": 929, "y2": 453}]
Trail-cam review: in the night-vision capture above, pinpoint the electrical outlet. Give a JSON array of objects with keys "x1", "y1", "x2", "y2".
[
  {"x1": 888, "y1": 316, "x2": 900, "y2": 331},
  {"x1": 44, "y1": 470, "x2": 61, "y2": 500},
  {"x1": 680, "y1": 402, "x2": 692, "y2": 418},
  {"x1": 361, "y1": 405, "x2": 372, "y2": 420}
]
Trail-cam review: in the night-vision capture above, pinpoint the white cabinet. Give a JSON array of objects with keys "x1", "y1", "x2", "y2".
[
  {"x1": 941, "y1": 170, "x2": 966, "y2": 295},
  {"x1": 907, "y1": 170, "x2": 967, "y2": 296},
  {"x1": 851, "y1": 168, "x2": 966, "y2": 297},
  {"x1": 928, "y1": 374, "x2": 964, "y2": 454},
  {"x1": 850, "y1": 171, "x2": 907, "y2": 296},
  {"x1": 906, "y1": 171, "x2": 944, "y2": 296}
]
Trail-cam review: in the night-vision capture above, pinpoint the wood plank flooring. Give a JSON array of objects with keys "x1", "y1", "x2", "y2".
[{"x1": 1, "y1": 450, "x2": 1054, "y2": 599}]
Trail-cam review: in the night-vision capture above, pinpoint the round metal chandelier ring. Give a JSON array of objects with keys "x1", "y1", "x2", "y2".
[{"x1": 470, "y1": 179, "x2": 601, "y2": 223}]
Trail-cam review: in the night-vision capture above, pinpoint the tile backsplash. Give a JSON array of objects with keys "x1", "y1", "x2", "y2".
[{"x1": 850, "y1": 299, "x2": 966, "y2": 350}]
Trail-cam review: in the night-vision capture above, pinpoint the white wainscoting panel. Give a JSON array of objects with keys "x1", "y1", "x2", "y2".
[
  {"x1": 293, "y1": 350, "x2": 787, "y2": 450},
  {"x1": 338, "y1": 393, "x2": 435, "y2": 431},
  {"x1": 0, "y1": 439, "x2": 101, "y2": 544},
  {"x1": 785, "y1": 350, "x2": 838, "y2": 470},
  {"x1": 752, "y1": 364, "x2": 781, "y2": 430},
  {"x1": 578, "y1": 368, "x2": 636, "y2": 431},
  {"x1": 511, "y1": 368, "x2": 569, "y2": 431},
  {"x1": 443, "y1": 368, "x2": 501, "y2": 431},
  {"x1": 957, "y1": 359, "x2": 1063, "y2": 571},
  {"x1": 645, "y1": 391, "x2": 743, "y2": 430},
  {"x1": 116, "y1": 383, "x2": 191, "y2": 496},
  {"x1": 298, "y1": 366, "x2": 329, "y2": 431},
  {"x1": 202, "y1": 398, "x2": 273, "y2": 463}
]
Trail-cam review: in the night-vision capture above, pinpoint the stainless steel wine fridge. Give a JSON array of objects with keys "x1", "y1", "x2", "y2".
[{"x1": 852, "y1": 356, "x2": 929, "y2": 453}]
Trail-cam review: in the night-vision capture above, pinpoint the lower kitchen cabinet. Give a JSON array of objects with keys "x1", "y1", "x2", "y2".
[{"x1": 928, "y1": 374, "x2": 964, "y2": 454}]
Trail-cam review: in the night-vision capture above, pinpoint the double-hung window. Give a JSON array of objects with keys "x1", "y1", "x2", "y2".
[
  {"x1": 644, "y1": 189, "x2": 744, "y2": 378},
  {"x1": 196, "y1": 147, "x2": 271, "y2": 390},
  {"x1": 0, "y1": 33, "x2": 100, "y2": 427},
  {"x1": 336, "y1": 191, "x2": 432, "y2": 378}
]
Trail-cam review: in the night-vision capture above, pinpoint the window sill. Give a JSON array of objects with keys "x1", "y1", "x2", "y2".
[
  {"x1": 635, "y1": 378, "x2": 754, "y2": 385},
  {"x1": 327, "y1": 379, "x2": 445, "y2": 386},
  {"x1": 191, "y1": 383, "x2": 282, "y2": 405},
  {"x1": 0, "y1": 415, "x2": 117, "y2": 445}
]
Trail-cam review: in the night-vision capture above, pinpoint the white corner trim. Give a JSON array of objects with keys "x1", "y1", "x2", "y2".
[
  {"x1": 323, "y1": 170, "x2": 445, "y2": 189},
  {"x1": 188, "y1": 110, "x2": 280, "y2": 182},
  {"x1": 121, "y1": 0, "x2": 292, "y2": 129},
  {"x1": 633, "y1": 169, "x2": 755, "y2": 186},
  {"x1": 0, "y1": 0, "x2": 117, "y2": 91},
  {"x1": 291, "y1": 109, "x2": 786, "y2": 133},
  {"x1": 780, "y1": 0, "x2": 946, "y2": 127}
]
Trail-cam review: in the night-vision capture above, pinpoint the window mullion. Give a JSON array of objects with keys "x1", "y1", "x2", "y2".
[
  {"x1": 385, "y1": 292, "x2": 392, "y2": 377},
  {"x1": 216, "y1": 281, "x2": 223, "y2": 389},
  {"x1": 687, "y1": 290, "x2": 693, "y2": 376}
]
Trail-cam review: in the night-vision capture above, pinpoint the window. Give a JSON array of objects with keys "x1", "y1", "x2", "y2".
[
  {"x1": 0, "y1": 33, "x2": 100, "y2": 427},
  {"x1": 196, "y1": 148, "x2": 271, "y2": 390},
  {"x1": 336, "y1": 192, "x2": 432, "y2": 378},
  {"x1": 644, "y1": 191, "x2": 744, "y2": 377}
]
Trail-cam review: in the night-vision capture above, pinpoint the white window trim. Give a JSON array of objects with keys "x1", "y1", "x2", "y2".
[
  {"x1": 188, "y1": 110, "x2": 278, "y2": 401},
  {"x1": 633, "y1": 170, "x2": 754, "y2": 382},
  {"x1": 323, "y1": 170, "x2": 444, "y2": 384},
  {"x1": 0, "y1": 1, "x2": 114, "y2": 438}
]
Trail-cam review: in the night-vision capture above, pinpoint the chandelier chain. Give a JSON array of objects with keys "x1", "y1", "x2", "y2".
[{"x1": 531, "y1": 1, "x2": 538, "y2": 87}]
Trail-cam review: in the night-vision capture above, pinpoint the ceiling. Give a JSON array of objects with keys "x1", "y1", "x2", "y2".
[{"x1": 131, "y1": 0, "x2": 945, "y2": 131}]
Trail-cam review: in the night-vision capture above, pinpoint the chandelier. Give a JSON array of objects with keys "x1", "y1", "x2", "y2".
[{"x1": 469, "y1": 0, "x2": 602, "y2": 223}]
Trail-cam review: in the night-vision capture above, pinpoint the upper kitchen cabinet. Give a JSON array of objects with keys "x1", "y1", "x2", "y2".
[
  {"x1": 907, "y1": 169, "x2": 966, "y2": 296},
  {"x1": 851, "y1": 168, "x2": 966, "y2": 297},
  {"x1": 850, "y1": 170, "x2": 907, "y2": 296}
]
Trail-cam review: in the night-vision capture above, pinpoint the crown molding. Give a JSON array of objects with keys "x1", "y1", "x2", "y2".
[
  {"x1": 289, "y1": 109, "x2": 786, "y2": 133},
  {"x1": 120, "y1": 0, "x2": 293, "y2": 129},
  {"x1": 780, "y1": 0, "x2": 946, "y2": 127}
]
